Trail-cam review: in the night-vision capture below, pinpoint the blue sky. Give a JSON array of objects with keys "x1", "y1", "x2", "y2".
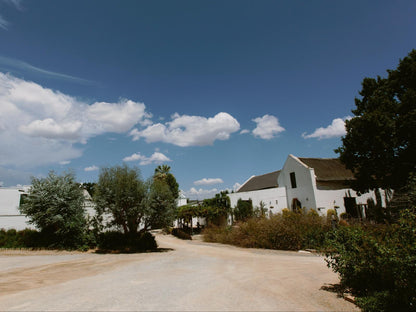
[{"x1": 0, "y1": 0, "x2": 415, "y2": 199}]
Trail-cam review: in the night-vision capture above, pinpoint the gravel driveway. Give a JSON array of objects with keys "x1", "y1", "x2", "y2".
[{"x1": 0, "y1": 234, "x2": 358, "y2": 311}]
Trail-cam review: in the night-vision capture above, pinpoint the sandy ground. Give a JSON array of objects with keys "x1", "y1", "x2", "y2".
[{"x1": 0, "y1": 234, "x2": 358, "y2": 311}]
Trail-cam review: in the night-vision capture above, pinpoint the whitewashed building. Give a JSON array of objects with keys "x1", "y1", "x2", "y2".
[
  {"x1": 0, "y1": 186, "x2": 34, "y2": 230},
  {"x1": 0, "y1": 187, "x2": 96, "y2": 230},
  {"x1": 228, "y1": 154, "x2": 385, "y2": 218}
]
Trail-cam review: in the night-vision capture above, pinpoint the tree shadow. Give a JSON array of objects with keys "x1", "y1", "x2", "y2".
[
  {"x1": 94, "y1": 247, "x2": 174, "y2": 254},
  {"x1": 321, "y1": 283, "x2": 348, "y2": 298},
  {"x1": 321, "y1": 283, "x2": 357, "y2": 305}
]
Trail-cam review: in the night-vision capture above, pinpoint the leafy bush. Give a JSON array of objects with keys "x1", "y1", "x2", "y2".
[
  {"x1": 325, "y1": 209, "x2": 416, "y2": 312},
  {"x1": 0, "y1": 228, "x2": 52, "y2": 248},
  {"x1": 97, "y1": 231, "x2": 157, "y2": 252},
  {"x1": 171, "y1": 228, "x2": 192, "y2": 240},
  {"x1": 203, "y1": 210, "x2": 331, "y2": 250},
  {"x1": 19, "y1": 171, "x2": 89, "y2": 249},
  {"x1": 234, "y1": 199, "x2": 253, "y2": 222}
]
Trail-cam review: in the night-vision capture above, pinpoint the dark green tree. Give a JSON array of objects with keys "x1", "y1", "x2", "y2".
[
  {"x1": 145, "y1": 179, "x2": 176, "y2": 229},
  {"x1": 94, "y1": 165, "x2": 147, "y2": 235},
  {"x1": 234, "y1": 198, "x2": 253, "y2": 222},
  {"x1": 336, "y1": 50, "x2": 416, "y2": 194},
  {"x1": 19, "y1": 171, "x2": 88, "y2": 248},
  {"x1": 154, "y1": 165, "x2": 179, "y2": 199}
]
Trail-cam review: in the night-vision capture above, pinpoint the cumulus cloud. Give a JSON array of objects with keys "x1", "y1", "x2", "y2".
[
  {"x1": 84, "y1": 165, "x2": 99, "y2": 172},
  {"x1": 0, "y1": 72, "x2": 152, "y2": 167},
  {"x1": 183, "y1": 187, "x2": 219, "y2": 200},
  {"x1": 123, "y1": 152, "x2": 171, "y2": 166},
  {"x1": 194, "y1": 178, "x2": 224, "y2": 186},
  {"x1": 302, "y1": 116, "x2": 352, "y2": 140},
  {"x1": 129, "y1": 112, "x2": 240, "y2": 147},
  {"x1": 252, "y1": 115, "x2": 285, "y2": 139},
  {"x1": 240, "y1": 129, "x2": 250, "y2": 135}
]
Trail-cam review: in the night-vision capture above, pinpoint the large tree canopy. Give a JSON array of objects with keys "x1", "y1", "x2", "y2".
[
  {"x1": 336, "y1": 50, "x2": 416, "y2": 193},
  {"x1": 94, "y1": 165, "x2": 147, "y2": 235}
]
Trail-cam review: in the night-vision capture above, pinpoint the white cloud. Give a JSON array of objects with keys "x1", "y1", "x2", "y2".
[
  {"x1": 240, "y1": 129, "x2": 250, "y2": 135},
  {"x1": 302, "y1": 116, "x2": 352, "y2": 140},
  {"x1": 233, "y1": 182, "x2": 241, "y2": 191},
  {"x1": 0, "y1": 73, "x2": 153, "y2": 167},
  {"x1": 59, "y1": 160, "x2": 71, "y2": 165},
  {"x1": 252, "y1": 115, "x2": 285, "y2": 139},
  {"x1": 84, "y1": 165, "x2": 99, "y2": 172},
  {"x1": 194, "y1": 178, "x2": 224, "y2": 186},
  {"x1": 123, "y1": 152, "x2": 171, "y2": 166},
  {"x1": 184, "y1": 187, "x2": 219, "y2": 200},
  {"x1": 19, "y1": 118, "x2": 83, "y2": 140},
  {"x1": 129, "y1": 112, "x2": 240, "y2": 147}
]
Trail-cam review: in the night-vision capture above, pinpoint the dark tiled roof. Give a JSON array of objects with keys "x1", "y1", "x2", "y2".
[
  {"x1": 298, "y1": 158, "x2": 355, "y2": 181},
  {"x1": 238, "y1": 170, "x2": 280, "y2": 192}
]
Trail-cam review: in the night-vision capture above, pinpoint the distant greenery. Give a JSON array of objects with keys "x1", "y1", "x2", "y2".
[
  {"x1": 176, "y1": 191, "x2": 231, "y2": 227},
  {"x1": 6, "y1": 164, "x2": 180, "y2": 252}
]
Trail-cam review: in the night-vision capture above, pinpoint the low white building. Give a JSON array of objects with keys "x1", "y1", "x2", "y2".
[
  {"x1": 228, "y1": 154, "x2": 385, "y2": 218},
  {"x1": 0, "y1": 187, "x2": 97, "y2": 231},
  {"x1": 0, "y1": 186, "x2": 34, "y2": 230}
]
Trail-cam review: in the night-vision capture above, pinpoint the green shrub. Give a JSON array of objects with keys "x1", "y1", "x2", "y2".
[
  {"x1": 325, "y1": 209, "x2": 416, "y2": 312},
  {"x1": 98, "y1": 231, "x2": 157, "y2": 252},
  {"x1": 171, "y1": 228, "x2": 192, "y2": 240},
  {"x1": 203, "y1": 210, "x2": 331, "y2": 251},
  {"x1": 0, "y1": 228, "x2": 47, "y2": 248}
]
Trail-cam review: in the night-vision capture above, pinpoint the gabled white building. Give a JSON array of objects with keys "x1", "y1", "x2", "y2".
[{"x1": 228, "y1": 154, "x2": 385, "y2": 218}]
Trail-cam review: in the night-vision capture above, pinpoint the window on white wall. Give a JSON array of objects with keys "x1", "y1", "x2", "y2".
[{"x1": 290, "y1": 172, "x2": 297, "y2": 188}]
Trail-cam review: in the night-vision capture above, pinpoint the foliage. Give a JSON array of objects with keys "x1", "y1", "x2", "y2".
[
  {"x1": 19, "y1": 171, "x2": 88, "y2": 249},
  {"x1": 234, "y1": 199, "x2": 253, "y2": 222},
  {"x1": 97, "y1": 231, "x2": 157, "y2": 252},
  {"x1": 202, "y1": 191, "x2": 231, "y2": 225},
  {"x1": 154, "y1": 165, "x2": 179, "y2": 200},
  {"x1": 94, "y1": 165, "x2": 147, "y2": 235},
  {"x1": 325, "y1": 209, "x2": 416, "y2": 312},
  {"x1": 82, "y1": 182, "x2": 96, "y2": 196},
  {"x1": 171, "y1": 228, "x2": 192, "y2": 240},
  {"x1": 203, "y1": 209, "x2": 331, "y2": 250},
  {"x1": 336, "y1": 49, "x2": 416, "y2": 194},
  {"x1": 0, "y1": 228, "x2": 38, "y2": 248},
  {"x1": 145, "y1": 178, "x2": 176, "y2": 229},
  {"x1": 253, "y1": 201, "x2": 268, "y2": 218},
  {"x1": 177, "y1": 204, "x2": 203, "y2": 222}
]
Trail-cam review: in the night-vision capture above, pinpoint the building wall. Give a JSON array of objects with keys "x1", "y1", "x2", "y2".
[
  {"x1": 228, "y1": 187, "x2": 288, "y2": 215},
  {"x1": 315, "y1": 188, "x2": 385, "y2": 217},
  {"x1": 0, "y1": 188, "x2": 34, "y2": 230},
  {"x1": 278, "y1": 155, "x2": 318, "y2": 211}
]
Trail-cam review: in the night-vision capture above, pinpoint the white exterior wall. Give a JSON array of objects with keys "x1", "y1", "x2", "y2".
[
  {"x1": 228, "y1": 187, "x2": 288, "y2": 215},
  {"x1": 315, "y1": 188, "x2": 385, "y2": 216},
  {"x1": 0, "y1": 188, "x2": 34, "y2": 230},
  {"x1": 278, "y1": 155, "x2": 317, "y2": 211}
]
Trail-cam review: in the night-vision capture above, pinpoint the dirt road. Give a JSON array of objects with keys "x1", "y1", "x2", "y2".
[{"x1": 0, "y1": 234, "x2": 358, "y2": 311}]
